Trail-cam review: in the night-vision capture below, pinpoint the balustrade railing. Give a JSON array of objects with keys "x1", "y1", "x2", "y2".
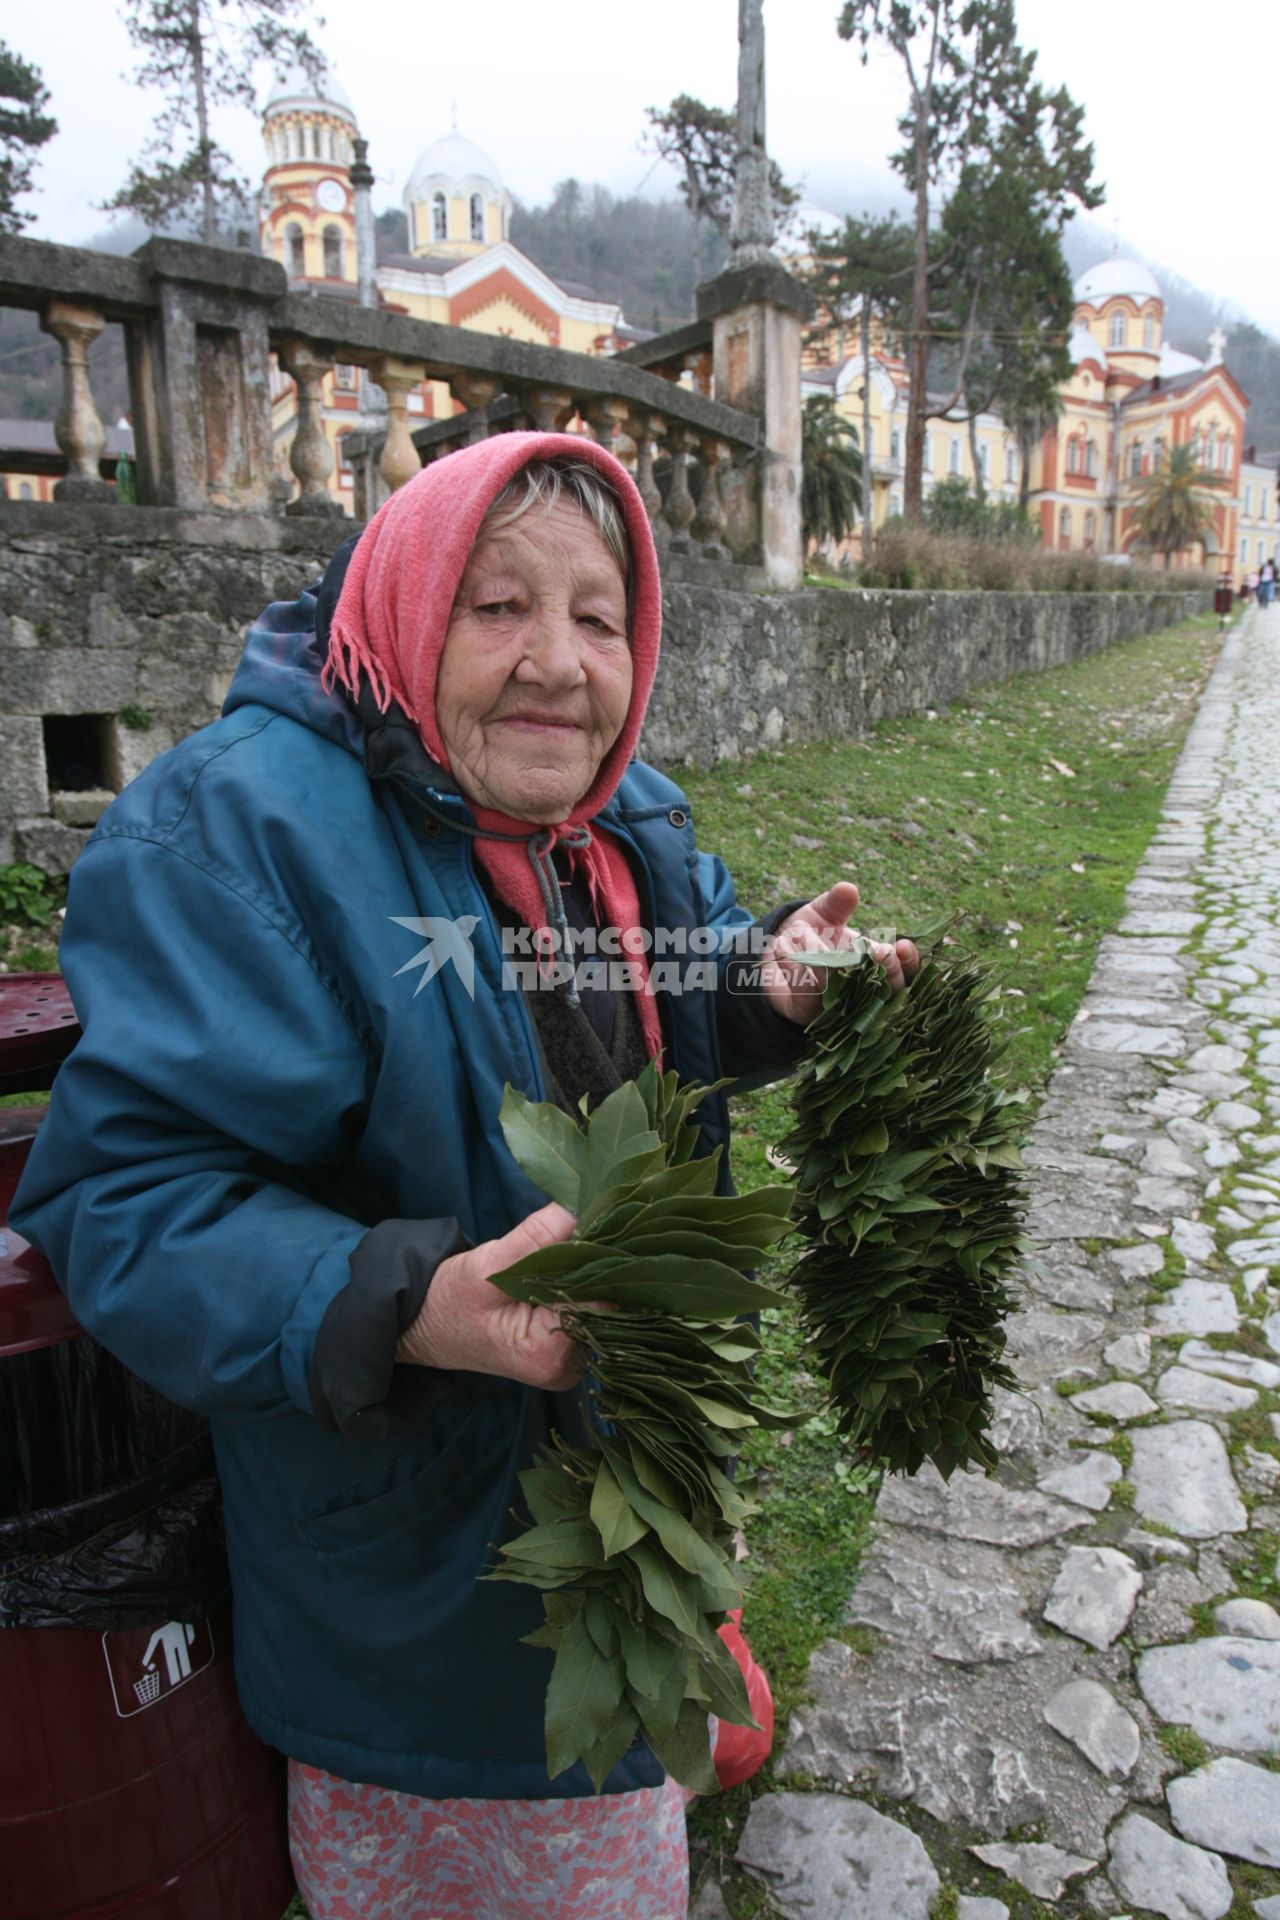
[{"x1": 0, "y1": 232, "x2": 768, "y2": 570}]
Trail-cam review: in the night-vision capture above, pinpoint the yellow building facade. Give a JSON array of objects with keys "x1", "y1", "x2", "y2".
[
  {"x1": 802, "y1": 257, "x2": 1250, "y2": 566},
  {"x1": 259, "y1": 74, "x2": 627, "y2": 512}
]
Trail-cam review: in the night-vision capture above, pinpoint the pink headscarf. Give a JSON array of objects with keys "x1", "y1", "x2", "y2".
[{"x1": 324, "y1": 432, "x2": 665, "y2": 1060}]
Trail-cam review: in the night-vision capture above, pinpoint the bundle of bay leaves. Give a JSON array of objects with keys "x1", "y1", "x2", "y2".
[
  {"x1": 488, "y1": 1063, "x2": 793, "y2": 1792},
  {"x1": 782, "y1": 931, "x2": 1026, "y2": 1479}
]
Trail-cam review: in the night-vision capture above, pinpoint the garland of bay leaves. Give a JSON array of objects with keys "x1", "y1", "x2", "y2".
[
  {"x1": 782, "y1": 929, "x2": 1026, "y2": 1478},
  {"x1": 488, "y1": 933, "x2": 1026, "y2": 1793},
  {"x1": 488, "y1": 1063, "x2": 793, "y2": 1794}
]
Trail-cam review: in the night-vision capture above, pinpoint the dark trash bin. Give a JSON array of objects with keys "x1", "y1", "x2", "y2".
[{"x1": 0, "y1": 978, "x2": 295, "y2": 1919}]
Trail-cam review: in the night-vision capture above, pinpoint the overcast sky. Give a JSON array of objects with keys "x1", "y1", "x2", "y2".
[{"x1": 14, "y1": 0, "x2": 1280, "y2": 335}]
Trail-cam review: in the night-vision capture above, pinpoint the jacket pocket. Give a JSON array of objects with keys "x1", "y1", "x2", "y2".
[{"x1": 296, "y1": 1397, "x2": 497, "y2": 1551}]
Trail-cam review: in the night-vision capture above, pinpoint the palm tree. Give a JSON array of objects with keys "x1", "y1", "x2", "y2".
[
  {"x1": 1130, "y1": 443, "x2": 1220, "y2": 569},
  {"x1": 802, "y1": 395, "x2": 862, "y2": 557}
]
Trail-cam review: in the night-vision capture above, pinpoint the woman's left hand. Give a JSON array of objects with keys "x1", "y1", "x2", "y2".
[{"x1": 762, "y1": 881, "x2": 919, "y2": 1026}]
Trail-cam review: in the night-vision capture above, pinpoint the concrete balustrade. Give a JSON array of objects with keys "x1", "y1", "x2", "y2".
[{"x1": 0, "y1": 230, "x2": 806, "y2": 582}]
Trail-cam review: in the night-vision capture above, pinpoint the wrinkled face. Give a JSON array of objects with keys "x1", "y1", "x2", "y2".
[{"x1": 436, "y1": 498, "x2": 632, "y2": 825}]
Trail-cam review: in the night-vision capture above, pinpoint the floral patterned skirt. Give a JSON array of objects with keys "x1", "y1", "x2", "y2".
[{"x1": 287, "y1": 1760, "x2": 691, "y2": 1920}]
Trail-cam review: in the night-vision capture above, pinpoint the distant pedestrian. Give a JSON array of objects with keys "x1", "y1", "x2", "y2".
[
  {"x1": 1259, "y1": 557, "x2": 1276, "y2": 608},
  {"x1": 1244, "y1": 568, "x2": 1259, "y2": 603}
]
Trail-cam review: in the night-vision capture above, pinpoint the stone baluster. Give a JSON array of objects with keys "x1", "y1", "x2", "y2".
[
  {"x1": 625, "y1": 410, "x2": 664, "y2": 530},
  {"x1": 690, "y1": 435, "x2": 730, "y2": 553},
  {"x1": 586, "y1": 396, "x2": 629, "y2": 452},
  {"x1": 527, "y1": 387, "x2": 574, "y2": 433},
  {"x1": 277, "y1": 339, "x2": 346, "y2": 517},
  {"x1": 40, "y1": 300, "x2": 112, "y2": 503},
  {"x1": 369, "y1": 357, "x2": 426, "y2": 493},
  {"x1": 661, "y1": 426, "x2": 698, "y2": 547},
  {"x1": 449, "y1": 371, "x2": 502, "y2": 444}
]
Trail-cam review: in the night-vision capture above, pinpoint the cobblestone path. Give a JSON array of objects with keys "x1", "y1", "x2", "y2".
[{"x1": 728, "y1": 604, "x2": 1280, "y2": 1919}]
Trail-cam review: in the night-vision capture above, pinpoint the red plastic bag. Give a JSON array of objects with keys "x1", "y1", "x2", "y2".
[{"x1": 711, "y1": 1609, "x2": 774, "y2": 1789}]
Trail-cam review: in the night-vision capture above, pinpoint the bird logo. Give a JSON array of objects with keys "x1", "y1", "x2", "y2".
[{"x1": 390, "y1": 915, "x2": 481, "y2": 998}]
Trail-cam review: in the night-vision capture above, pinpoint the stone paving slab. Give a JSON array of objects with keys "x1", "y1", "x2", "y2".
[{"x1": 732, "y1": 607, "x2": 1280, "y2": 1919}]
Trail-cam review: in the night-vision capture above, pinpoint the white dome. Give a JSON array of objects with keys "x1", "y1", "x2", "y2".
[
  {"x1": 265, "y1": 64, "x2": 355, "y2": 125},
  {"x1": 1074, "y1": 257, "x2": 1162, "y2": 307},
  {"x1": 405, "y1": 134, "x2": 505, "y2": 206},
  {"x1": 1158, "y1": 340, "x2": 1203, "y2": 379},
  {"x1": 1069, "y1": 323, "x2": 1102, "y2": 366}
]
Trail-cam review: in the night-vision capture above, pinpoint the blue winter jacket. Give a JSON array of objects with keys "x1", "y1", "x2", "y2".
[{"x1": 12, "y1": 580, "x2": 799, "y2": 1800}]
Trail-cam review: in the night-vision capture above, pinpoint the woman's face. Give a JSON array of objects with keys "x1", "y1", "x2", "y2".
[{"x1": 436, "y1": 498, "x2": 632, "y2": 825}]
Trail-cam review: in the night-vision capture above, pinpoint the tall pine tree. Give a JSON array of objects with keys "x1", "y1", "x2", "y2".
[
  {"x1": 102, "y1": 0, "x2": 323, "y2": 245},
  {"x1": 0, "y1": 41, "x2": 56, "y2": 233}
]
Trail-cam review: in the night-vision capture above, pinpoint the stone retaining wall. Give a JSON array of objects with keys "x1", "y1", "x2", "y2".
[
  {"x1": 645, "y1": 578, "x2": 1212, "y2": 768},
  {"x1": 0, "y1": 500, "x2": 1210, "y2": 868}
]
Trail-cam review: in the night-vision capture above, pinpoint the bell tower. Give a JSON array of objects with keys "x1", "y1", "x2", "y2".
[{"x1": 260, "y1": 68, "x2": 360, "y2": 286}]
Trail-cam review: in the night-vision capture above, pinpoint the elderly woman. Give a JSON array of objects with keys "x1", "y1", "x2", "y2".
[{"x1": 14, "y1": 434, "x2": 915, "y2": 1920}]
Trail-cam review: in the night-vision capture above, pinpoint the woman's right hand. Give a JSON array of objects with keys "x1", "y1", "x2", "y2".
[{"x1": 395, "y1": 1202, "x2": 584, "y2": 1391}]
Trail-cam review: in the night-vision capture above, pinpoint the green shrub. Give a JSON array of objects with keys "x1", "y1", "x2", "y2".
[
  {"x1": 116, "y1": 703, "x2": 154, "y2": 731},
  {"x1": 0, "y1": 864, "x2": 60, "y2": 928}
]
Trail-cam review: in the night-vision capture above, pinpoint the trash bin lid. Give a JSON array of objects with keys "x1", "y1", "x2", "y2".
[
  {"x1": 0, "y1": 974, "x2": 79, "y2": 1084},
  {"x1": 0, "y1": 1126, "x2": 79, "y2": 1355}
]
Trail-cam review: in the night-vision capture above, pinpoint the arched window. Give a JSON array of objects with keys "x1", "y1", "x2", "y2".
[
  {"x1": 1085, "y1": 439, "x2": 1098, "y2": 477},
  {"x1": 890, "y1": 427, "x2": 901, "y2": 461},
  {"x1": 1206, "y1": 425, "x2": 1217, "y2": 467},
  {"x1": 1067, "y1": 438, "x2": 1080, "y2": 475},
  {"x1": 323, "y1": 223, "x2": 343, "y2": 278},
  {"x1": 1084, "y1": 510, "x2": 1096, "y2": 547},
  {"x1": 286, "y1": 125, "x2": 299, "y2": 160},
  {"x1": 1221, "y1": 434, "x2": 1233, "y2": 472},
  {"x1": 432, "y1": 191, "x2": 447, "y2": 242},
  {"x1": 307, "y1": 124, "x2": 319, "y2": 158},
  {"x1": 286, "y1": 222, "x2": 305, "y2": 277},
  {"x1": 1109, "y1": 310, "x2": 1126, "y2": 349},
  {"x1": 1129, "y1": 442, "x2": 1143, "y2": 478},
  {"x1": 1058, "y1": 507, "x2": 1070, "y2": 544},
  {"x1": 470, "y1": 192, "x2": 484, "y2": 242},
  {"x1": 948, "y1": 436, "x2": 961, "y2": 475},
  {"x1": 1143, "y1": 315, "x2": 1155, "y2": 351},
  {"x1": 19, "y1": 481, "x2": 33, "y2": 499}
]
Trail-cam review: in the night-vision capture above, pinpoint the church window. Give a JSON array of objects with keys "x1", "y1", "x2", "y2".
[
  {"x1": 1067, "y1": 438, "x2": 1079, "y2": 475},
  {"x1": 1109, "y1": 311, "x2": 1126, "y2": 349},
  {"x1": 286, "y1": 125, "x2": 299, "y2": 160},
  {"x1": 948, "y1": 436, "x2": 960, "y2": 475},
  {"x1": 286, "y1": 222, "x2": 305, "y2": 277},
  {"x1": 890, "y1": 427, "x2": 901, "y2": 461},
  {"x1": 307, "y1": 124, "x2": 319, "y2": 158},
  {"x1": 1143, "y1": 315, "x2": 1155, "y2": 350},
  {"x1": 1085, "y1": 439, "x2": 1098, "y2": 477},
  {"x1": 1206, "y1": 425, "x2": 1217, "y2": 467},
  {"x1": 1058, "y1": 507, "x2": 1070, "y2": 543},
  {"x1": 470, "y1": 193, "x2": 484, "y2": 242},
  {"x1": 1221, "y1": 435, "x2": 1232, "y2": 472},
  {"x1": 323, "y1": 224, "x2": 343, "y2": 278},
  {"x1": 432, "y1": 192, "x2": 447, "y2": 242}
]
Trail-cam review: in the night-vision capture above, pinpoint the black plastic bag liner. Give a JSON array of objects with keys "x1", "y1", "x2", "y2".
[{"x1": 0, "y1": 1336, "x2": 230, "y2": 1630}]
